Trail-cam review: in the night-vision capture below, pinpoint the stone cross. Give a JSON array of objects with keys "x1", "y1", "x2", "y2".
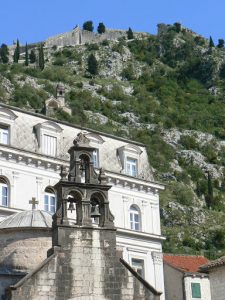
[{"x1": 29, "y1": 197, "x2": 39, "y2": 210}]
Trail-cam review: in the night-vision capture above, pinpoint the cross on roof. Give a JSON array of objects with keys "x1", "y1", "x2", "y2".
[{"x1": 29, "y1": 197, "x2": 39, "y2": 210}]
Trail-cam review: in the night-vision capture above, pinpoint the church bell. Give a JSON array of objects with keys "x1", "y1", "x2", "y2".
[
  {"x1": 90, "y1": 204, "x2": 101, "y2": 218},
  {"x1": 68, "y1": 201, "x2": 75, "y2": 213}
]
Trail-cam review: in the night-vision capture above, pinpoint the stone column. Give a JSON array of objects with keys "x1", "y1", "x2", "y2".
[{"x1": 152, "y1": 251, "x2": 165, "y2": 300}]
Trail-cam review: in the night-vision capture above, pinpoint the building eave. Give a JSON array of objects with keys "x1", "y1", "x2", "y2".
[{"x1": 117, "y1": 227, "x2": 166, "y2": 241}]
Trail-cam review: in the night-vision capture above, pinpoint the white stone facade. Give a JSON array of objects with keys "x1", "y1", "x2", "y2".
[{"x1": 0, "y1": 104, "x2": 165, "y2": 298}]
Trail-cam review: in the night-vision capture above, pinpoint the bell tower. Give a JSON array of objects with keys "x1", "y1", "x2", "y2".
[{"x1": 52, "y1": 132, "x2": 114, "y2": 245}]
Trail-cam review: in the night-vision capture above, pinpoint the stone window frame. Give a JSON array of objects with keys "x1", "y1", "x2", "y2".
[
  {"x1": 34, "y1": 121, "x2": 63, "y2": 157},
  {"x1": 44, "y1": 186, "x2": 56, "y2": 213},
  {"x1": 0, "y1": 107, "x2": 18, "y2": 146},
  {"x1": 129, "y1": 204, "x2": 142, "y2": 231},
  {"x1": 117, "y1": 144, "x2": 142, "y2": 177},
  {"x1": 128, "y1": 250, "x2": 147, "y2": 280},
  {"x1": 0, "y1": 176, "x2": 10, "y2": 207},
  {"x1": 84, "y1": 132, "x2": 105, "y2": 169}
]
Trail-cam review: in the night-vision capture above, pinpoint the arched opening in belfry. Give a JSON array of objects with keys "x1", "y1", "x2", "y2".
[
  {"x1": 67, "y1": 190, "x2": 82, "y2": 225},
  {"x1": 90, "y1": 192, "x2": 105, "y2": 226},
  {"x1": 79, "y1": 154, "x2": 90, "y2": 183}
]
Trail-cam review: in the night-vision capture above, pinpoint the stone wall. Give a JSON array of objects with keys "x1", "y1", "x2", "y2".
[
  {"x1": 45, "y1": 27, "x2": 149, "y2": 48},
  {"x1": 7, "y1": 227, "x2": 161, "y2": 300},
  {"x1": 163, "y1": 263, "x2": 183, "y2": 300},
  {"x1": 208, "y1": 267, "x2": 225, "y2": 300},
  {"x1": 0, "y1": 228, "x2": 52, "y2": 273}
]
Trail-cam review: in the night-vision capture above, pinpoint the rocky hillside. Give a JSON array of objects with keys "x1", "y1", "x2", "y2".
[{"x1": 0, "y1": 23, "x2": 225, "y2": 258}]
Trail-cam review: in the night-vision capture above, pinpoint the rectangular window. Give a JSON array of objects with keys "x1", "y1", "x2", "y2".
[
  {"x1": 0, "y1": 126, "x2": 9, "y2": 145},
  {"x1": 43, "y1": 134, "x2": 56, "y2": 156},
  {"x1": 191, "y1": 282, "x2": 201, "y2": 298},
  {"x1": 131, "y1": 258, "x2": 145, "y2": 278},
  {"x1": 126, "y1": 157, "x2": 137, "y2": 177},
  {"x1": 0, "y1": 185, "x2": 8, "y2": 206},
  {"x1": 93, "y1": 149, "x2": 99, "y2": 168},
  {"x1": 130, "y1": 211, "x2": 140, "y2": 231},
  {"x1": 44, "y1": 194, "x2": 56, "y2": 213}
]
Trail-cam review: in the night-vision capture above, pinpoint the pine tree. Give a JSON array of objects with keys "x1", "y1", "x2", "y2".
[
  {"x1": 87, "y1": 53, "x2": 98, "y2": 75},
  {"x1": 0, "y1": 44, "x2": 9, "y2": 63},
  {"x1": 97, "y1": 22, "x2": 106, "y2": 34},
  {"x1": 13, "y1": 39, "x2": 20, "y2": 63},
  {"x1": 29, "y1": 49, "x2": 36, "y2": 64},
  {"x1": 209, "y1": 36, "x2": 215, "y2": 47},
  {"x1": 83, "y1": 21, "x2": 94, "y2": 32},
  {"x1": 127, "y1": 27, "x2": 134, "y2": 40},
  {"x1": 38, "y1": 44, "x2": 45, "y2": 70},
  {"x1": 25, "y1": 43, "x2": 29, "y2": 66}
]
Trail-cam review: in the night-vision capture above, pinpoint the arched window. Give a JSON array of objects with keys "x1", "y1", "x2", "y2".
[
  {"x1": 0, "y1": 177, "x2": 9, "y2": 207},
  {"x1": 44, "y1": 187, "x2": 56, "y2": 213},
  {"x1": 129, "y1": 205, "x2": 141, "y2": 231}
]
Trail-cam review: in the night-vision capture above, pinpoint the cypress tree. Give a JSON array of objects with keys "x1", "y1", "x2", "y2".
[
  {"x1": 29, "y1": 49, "x2": 36, "y2": 64},
  {"x1": 0, "y1": 44, "x2": 9, "y2": 63},
  {"x1": 209, "y1": 36, "x2": 215, "y2": 47},
  {"x1": 13, "y1": 39, "x2": 20, "y2": 63},
  {"x1": 127, "y1": 27, "x2": 134, "y2": 40},
  {"x1": 205, "y1": 172, "x2": 214, "y2": 208},
  {"x1": 87, "y1": 53, "x2": 98, "y2": 75},
  {"x1": 25, "y1": 43, "x2": 29, "y2": 66},
  {"x1": 38, "y1": 44, "x2": 45, "y2": 70},
  {"x1": 97, "y1": 22, "x2": 106, "y2": 34}
]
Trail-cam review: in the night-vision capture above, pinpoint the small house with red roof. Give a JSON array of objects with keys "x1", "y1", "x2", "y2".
[{"x1": 163, "y1": 254, "x2": 211, "y2": 300}]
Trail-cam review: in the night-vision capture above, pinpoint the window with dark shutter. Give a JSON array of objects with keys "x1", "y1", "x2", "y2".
[{"x1": 191, "y1": 282, "x2": 201, "y2": 298}]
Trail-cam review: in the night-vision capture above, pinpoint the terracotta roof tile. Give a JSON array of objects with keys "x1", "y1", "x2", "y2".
[
  {"x1": 200, "y1": 256, "x2": 225, "y2": 272},
  {"x1": 163, "y1": 254, "x2": 209, "y2": 273}
]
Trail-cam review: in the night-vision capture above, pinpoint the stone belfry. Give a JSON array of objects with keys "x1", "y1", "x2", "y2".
[
  {"x1": 7, "y1": 133, "x2": 161, "y2": 300},
  {"x1": 52, "y1": 131, "x2": 114, "y2": 240}
]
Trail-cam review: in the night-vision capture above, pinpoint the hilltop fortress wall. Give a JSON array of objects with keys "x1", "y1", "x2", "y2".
[{"x1": 45, "y1": 26, "x2": 149, "y2": 48}]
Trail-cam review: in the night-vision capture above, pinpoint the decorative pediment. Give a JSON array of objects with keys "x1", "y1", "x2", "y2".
[
  {"x1": 35, "y1": 121, "x2": 63, "y2": 133},
  {"x1": 84, "y1": 133, "x2": 105, "y2": 144},
  {"x1": 0, "y1": 107, "x2": 18, "y2": 123},
  {"x1": 118, "y1": 144, "x2": 142, "y2": 155}
]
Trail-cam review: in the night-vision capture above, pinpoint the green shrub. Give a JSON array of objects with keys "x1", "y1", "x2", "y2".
[
  {"x1": 180, "y1": 135, "x2": 199, "y2": 150},
  {"x1": 13, "y1": 85, "x2": 48, "y2": 109},
  {"x1": 53, "y1": 57, "x2": 67, "y2": 66}
]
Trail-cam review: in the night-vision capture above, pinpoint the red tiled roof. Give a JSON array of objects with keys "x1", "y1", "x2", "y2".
[{"x1": 163, "y1": 254, "x2": 209, "y2": 273}]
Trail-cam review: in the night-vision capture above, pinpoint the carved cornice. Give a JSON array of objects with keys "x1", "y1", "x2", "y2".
[
  {"x1": 0, "y1": 144, "x2": 165, "y2": 193},
  {"x1": 0, "y1": 144, "x2": 66, "y2": 171}
]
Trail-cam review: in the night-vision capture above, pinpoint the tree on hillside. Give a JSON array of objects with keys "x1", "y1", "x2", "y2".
[
  {"x1": 83, "y1": 21, "x2": 94, "y2": 32},
  {"x1": 217, "y1": 39, "x2": 224, "y2": 48},
  {"x1": 25, "y1": 43, "x2": 29, "y2": 66},
  {"x1": 29, "y1": 49, "x2": 36, "y2": 63},
  {"x1": 13, "y1": 39, "x2": 20, "y2": 63},
  {"x1": 87, "y1": 53, "x2": 98, "y2": 75},
  {"x1": 38, "y1": 43, "x2": 45, "y2": 70},
  {"x1": 127, "y1": 27, "x2": 134, "y2": 40},
  {"x1": 205, "y1": 172, "x2": 214, "y2": 208},
  {"x1": 209, "y1": 36, "x2": 215, "y2": 47},
  {"x1": 0, "y1": 44, "x2": 9, "y2": 63},
  {"x1": 174, "y1": 22, "x2": 182, "y2": 33},
  {"x1": 97, "y1": 22, "x2": 106, "y2": 34}
]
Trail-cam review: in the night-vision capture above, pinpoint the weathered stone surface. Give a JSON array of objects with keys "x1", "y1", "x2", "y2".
[{"x1": 8, "y1": 227, "x2": 160, "y2": 300}]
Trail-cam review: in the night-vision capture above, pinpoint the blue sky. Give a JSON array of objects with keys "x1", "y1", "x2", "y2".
[{"x1": 1, "y1": 0, "x2": 225, "y2": 45}]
